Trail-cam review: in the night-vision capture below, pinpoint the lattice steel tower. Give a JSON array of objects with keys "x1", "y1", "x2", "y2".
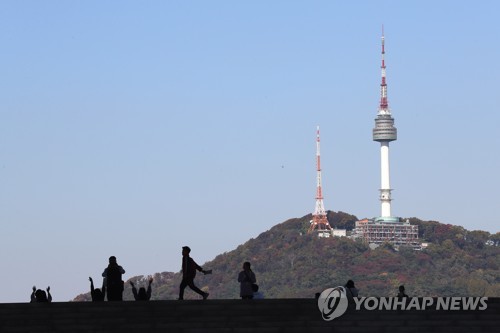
[
  {"x1": 308, "y1": 126, "x2": 332, "y2": 233},
  {"x1": 373, "y1": 28, "x2": 397, "y2": 218}
]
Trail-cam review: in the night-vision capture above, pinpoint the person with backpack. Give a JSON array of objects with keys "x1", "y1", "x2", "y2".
[
  {"x1": 237, "y1": 261, "x2": 257, "y2": 299},
  {"x1": 102, "y1": 256, "x2": 125, "y2": 301}
]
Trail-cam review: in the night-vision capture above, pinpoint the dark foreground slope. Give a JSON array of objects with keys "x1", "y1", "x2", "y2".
[
  {"x1": 74, "y1": 211, "x2": 500, "y2": 301},
  {"x1": 2, "y1": 298, "x2": 500, "y2": 333}
]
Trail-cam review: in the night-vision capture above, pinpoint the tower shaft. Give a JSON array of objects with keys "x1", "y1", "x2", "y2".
[{"x1": 380, "y1": 142, "x2": 391, "y2": 217}]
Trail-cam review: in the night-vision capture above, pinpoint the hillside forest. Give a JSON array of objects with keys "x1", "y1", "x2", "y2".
[{"x1": 74, "y1": 211, "x2": 500, "y2": 301}]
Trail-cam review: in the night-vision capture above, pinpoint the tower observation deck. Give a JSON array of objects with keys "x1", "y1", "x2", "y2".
[{"x1": 373, "y1": 115, "x2": 397, "y2": 142}]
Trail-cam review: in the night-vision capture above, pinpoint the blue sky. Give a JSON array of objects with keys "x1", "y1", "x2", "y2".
[{"x1": 0, "y1": 1, "x2": 499, "y2": 302}]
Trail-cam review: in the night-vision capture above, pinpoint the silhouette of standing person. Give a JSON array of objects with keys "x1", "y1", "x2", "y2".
[
  {"x1": 89, "y1": 277, "x2": 105, "y2": 302},
  {"x1": 102, "y1": 256, "x2": 125, "y2": 301},
  {"x1": 345, "y1": 280, "x2": 359, "y2": 300},
  {"x1": 178, "y1": 246, "x2": 209, "y2": 300},
  {"x1": 397, "y1": 285, "x2": 408, "y2": 298},
  {"x1": 237, "y1": 261, "x2": 256, "y2": 299},
  {"x1": 130, "y1": 277, "x2": 153, "y2": 301},
  {"x1": 30, "y1": 286, "x2": 52, "y2": 303}
]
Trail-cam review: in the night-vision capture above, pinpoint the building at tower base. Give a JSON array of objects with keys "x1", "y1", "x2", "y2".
[
  {"x1": 352, "y1": 218, "x2": 421, "y2": 250},
  {"x1": 313, "y1": 227, "x2": 347, "y2": 238}
]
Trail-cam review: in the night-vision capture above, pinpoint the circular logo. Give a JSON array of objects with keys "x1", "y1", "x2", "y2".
[{"x1": 317, "y1": 286, "x2": 348, "y2": 321}]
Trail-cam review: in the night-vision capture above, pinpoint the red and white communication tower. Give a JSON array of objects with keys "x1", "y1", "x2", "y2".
[{"x1": 308, "y1": 126, "x2": 332, "y2": 233}]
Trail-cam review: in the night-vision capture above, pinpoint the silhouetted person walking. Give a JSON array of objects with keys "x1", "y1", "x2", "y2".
[
  {"x1": 130, "y1": 277, "x2": 153, "y2": 301},
  {"x1": 397, "y1": 285, "x2": 408, "y2": 298},
  {"x1": 30, "y1": 286, "x2": 52, "y2": 303},
  {"x1": 178, "y1": 246, "x2": 209, "y2": 300},
  {"x1": 89, "y1": 277, "x2": 105, "y2": 301},
  {"x1": 102, "y1": 256, "x2": 125, "y2": 301},
  {"x1": 238, "y1": 261, "x2": 256, "y2": 299}
]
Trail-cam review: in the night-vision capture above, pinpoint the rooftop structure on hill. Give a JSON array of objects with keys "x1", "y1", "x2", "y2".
[{"x1": 352, "y1": 218, "x2": 420, "y2": 249}]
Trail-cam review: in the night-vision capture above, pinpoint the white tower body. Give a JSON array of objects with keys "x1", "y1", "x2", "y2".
[{"x1": 380, "y1": 142, "x2": 391, "y2": 217}]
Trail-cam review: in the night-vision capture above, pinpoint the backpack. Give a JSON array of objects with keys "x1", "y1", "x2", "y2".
[{"x1": 106, "y1": 265, "x2": 123, "y2": 290}]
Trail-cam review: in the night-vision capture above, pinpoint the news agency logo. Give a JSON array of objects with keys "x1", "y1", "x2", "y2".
[
  {"x1": 317, "y1": 287, "x2": 488, "y2": 321},
  {"x1": 317, "y1": 286, "x2": 349, "y2": 321}
]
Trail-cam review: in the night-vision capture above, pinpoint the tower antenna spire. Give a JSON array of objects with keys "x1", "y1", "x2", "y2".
[
  {"x1": 379, "y1": 24, "x2": 389, "y2": 112},
  {"x1": 308, "y1": 126, "x2": 332, "y2": 234}
]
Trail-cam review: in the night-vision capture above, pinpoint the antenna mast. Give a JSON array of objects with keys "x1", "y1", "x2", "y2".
[
  {"x1": 308, "y1": 126, "x2": 332, "y2": 233},
  {"x1": 380, "y1": 25, "x2": 389, "y2": 112}
]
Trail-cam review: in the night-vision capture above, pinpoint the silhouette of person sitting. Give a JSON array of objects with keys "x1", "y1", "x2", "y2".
[
  {"x1": 102, "y1": 256, "x2": 125, "y2": 301},
  {"x1": 237, "y1": 261, "x2": 257, "y2": 299},
  {"x1": 130, "y1": 277, "x2": 153, "y2": 301},
  {"x1": 30, "y1": 286, "x2": 52, "y2": 303},
  {"x1": 178, "y1": 246, "x2": 209, "y2": 300},
  {"x1": 397, "y1": 285, "x2": 408, "y2": 298},
  {"x1": 345, "y1": 280, "x2": 359, "y2": 299},
  {"x1": 89, "y1": 277, "x2": 105, "y2": 302}
]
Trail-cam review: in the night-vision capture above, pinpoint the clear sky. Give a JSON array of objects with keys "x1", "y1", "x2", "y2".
[{"x1": 0, "y1": 0, "x2": 499, "y2": 302}]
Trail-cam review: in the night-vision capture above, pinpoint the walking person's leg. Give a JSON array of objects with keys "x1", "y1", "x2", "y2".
[
  {"x1": 187, "y1": 279, "x2": 209, "y2": 299},
  {"x1": 179, "y1": 279, "x2": 188, "y2": 300}
]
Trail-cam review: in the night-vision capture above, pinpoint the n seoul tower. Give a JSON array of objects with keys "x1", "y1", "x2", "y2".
[
  {"x1": 373, "y1": 28, "x2": 398, "y2": 219},
  {"x1": 352, "y1": 28, "x2": 419, "y2": 249}
]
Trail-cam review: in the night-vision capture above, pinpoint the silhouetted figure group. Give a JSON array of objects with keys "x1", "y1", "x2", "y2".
[
  {"x1": 29, "y1": 247, "x2": 266, "y2": 302},
  {"x1": 29, "y1": 250, "x2": 412, "y2": 303},
  {"x1": 89, "y1": 255, "x2": 154, "y2": 302},
  {"x1": 313, "y1": 280, "x2": 413, "y2": 302}
]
